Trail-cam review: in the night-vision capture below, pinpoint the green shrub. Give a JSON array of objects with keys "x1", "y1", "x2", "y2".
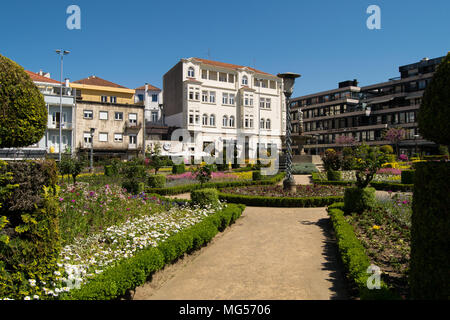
[
  {"x1": 0, "y1": 160, "x2": 60, "y2": 300},
  {"x1": 172, "y1": 164, "x2": 186, "y2": 174},
  {"x1": 252, "y1": 171, "x2": 262, "y2": 181},
  {"x1": 327, "y1": 207, "x2": 398, "y2": 299},
  {"x1": 322, "y1": 149, "x2": 342, "y2": 171},
  {"x1": 104, "y1": 165, "x2": 115, "y2": 177},
  {"x1": 400, "y1": 170, "x2": 415, "y2": 185},
  {"x1": 410, "y1": 162, "x2": 450, "y2": 299},
  {"x1": 327, "y1": 170, "x2": 341, "y2": 181},
  {"x1": 380, "y1": 145, "x2": 394, "y2": 154},
  {"x1": 122, "y1": 180, "x2": 145, "y2": 195},
  {"x1": 343, "y1": 187, "x2": 376, "y2": 214},
  {"x1": 418, "y1": 52, "x2": 450, "y2": 148},
  {"x1": 0, "y1": 54, "x2": 47, "y2": 148},
  {"x1": 191, "y1": 188, "x2": 219, "y2": 207},
  {"x1": 148, "y1": 175, "x2": 166, "y2": 188},
  {"x1": 422, "y1": 155, "x2": 448, "y2": 161}
]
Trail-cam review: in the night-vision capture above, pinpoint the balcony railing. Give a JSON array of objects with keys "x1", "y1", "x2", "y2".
[
  {"x1": 48, "y1": 122, "x2": 73, "y2": 130},
  {"x1": 125, "y1": 122, "x2": 142, "y2": 131}
]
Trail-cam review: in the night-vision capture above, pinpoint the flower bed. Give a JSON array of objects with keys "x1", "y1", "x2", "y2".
[
  {"x1": 315, "y1": 170, "x2": 401, "y2": 183},
  {"x1": 165, "y1": 171, "x2": 247, "y2": 188},
  {"x1": 218, "y1": 184, "x2": 345, "y2": 207},
  {"x1": 344, "y1": 193, "x2": 412, "y2": 299},
  {"x1": 221, "y1": 184, "x2": 345, "y2": 198}
]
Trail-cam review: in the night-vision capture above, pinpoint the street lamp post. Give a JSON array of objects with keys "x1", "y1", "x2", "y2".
[
  {"x1": 278, "y1": 72, "x2": 301, "y2": 192},
  {"x1": 413, "y1": 134, "x2": 420, "y2": 155},
  {"x1": 90, "y1": 128, "x2": 95, "y2": 173},
  {"x1": 55, "y1": 50, "x2": 70, "y2": 161}
]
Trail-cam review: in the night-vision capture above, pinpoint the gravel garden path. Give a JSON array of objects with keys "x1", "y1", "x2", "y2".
[{"x1": 131, "y1": 204, "x2": 349, "y2": 300}]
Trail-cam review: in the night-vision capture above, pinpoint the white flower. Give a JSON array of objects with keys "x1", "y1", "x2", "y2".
[
  {"x1": 33, "y1": 295, "x2": 40, "y2": 300},
  {"x1": 28, "y1": 279, "x2": 36, "y2": 287},
  {"x1": 24, "y1": 296, "x2": 31, "y2": 300}
]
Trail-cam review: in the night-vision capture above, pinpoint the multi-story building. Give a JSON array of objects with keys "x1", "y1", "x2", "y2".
[
  {"x1": 134, "y1": 83, "x2": 163, "y2": 124},
  {"x1": 291, "y1": 56, "x2": 444, "y2": 155},
  {"x1": 163, "y1": 57, "x2": 286, "y2": 163},
  {"x1": 0, "y1": 70, "x2": 76, "y2": 160},
  {"x1": 70, "y1": 76, "x2": 144, "y2": 160}
]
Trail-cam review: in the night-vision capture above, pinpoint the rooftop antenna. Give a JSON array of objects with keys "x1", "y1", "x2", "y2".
[{"x1": 207, "y1": 48, "x2": 211, "y2": 60}]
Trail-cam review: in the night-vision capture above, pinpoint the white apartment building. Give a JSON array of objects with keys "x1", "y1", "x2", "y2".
[
  {"x1": 135, "y1": 83, "x2": 163, "y2": 124},
  {"x1": 163, "y1": 57, "x2": 286, "y2": 163}
]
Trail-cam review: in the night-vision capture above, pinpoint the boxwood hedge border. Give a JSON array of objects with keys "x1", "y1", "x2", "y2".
[
  {"x1": 62, "y1": 203, "x2": 245, "y2": 300},
  {"x1": 311, "y1": 172, "x2": 413, "y2": 192},
  {"x1": 327, "y1": 203, "x2": 400, "y2": 300},
  {"x1": 146, "y1": 172, "x2": 285, "y2": 195}
]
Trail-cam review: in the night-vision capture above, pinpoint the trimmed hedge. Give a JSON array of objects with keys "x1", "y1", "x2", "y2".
[
  {"x1": 218, "y1": 192, "x2": 343, "y2": 207},
  {"x1": 252, "y1": 171, "x2": 262, "y2": 181},
  {"x1": 312, "y1": 172, "x2": 414, "y2": 192},
  {"x1": 400, "y1": 170, "x2": 415, "y2": 185},
  {"x1": 64, "y1": 203, "x2": 245, "y2": 300},
  {"x1": 191, "y1": 188, "x2": 219, "y2": 207},
  {"x1": 148, "y1": 174, "x2": 166, "y2": 188},
  {"x1": 146, "y1": 172, "x2": 286, "y2": 195},
  {"x1": 410, "y1": 162, "x2": 450, "y2": 299},
  {"x1": 327, "y1": 206, "x2": 399, "y2": 299},
  {"x1": 327, "y1": 170, "x2": 342, "y2": 181},
  {"x1": 343, "y1": 187, "x2": 376, "y2": 215},
  {"x1": 172, "y1": 164, "x2": 186, "y2": 174}
]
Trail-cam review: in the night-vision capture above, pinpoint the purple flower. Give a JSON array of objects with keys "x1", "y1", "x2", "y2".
[
  {"x1": 59, "y1": 198, "x2": 64, "y2": 202},
  {"x1": 71, "y1": 199, "x2": 76, "y2": 203}
]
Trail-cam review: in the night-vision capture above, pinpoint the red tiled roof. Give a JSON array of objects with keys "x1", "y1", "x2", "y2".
[
  {"x1": 25, "y1": 70, "x2": 61, "y2": 84},
  {"x1": 73, "y1": 76, "x2": 128, "y2": 89},
  {"x1": 135, "y1": 84, "x2": 161, "y2": 91},
  {"x1": 193, "y1": 58, "x2": 275, "y2": 76}
]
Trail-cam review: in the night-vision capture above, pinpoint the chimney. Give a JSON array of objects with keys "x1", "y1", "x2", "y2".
[{"x1": 65, "y1": 78, "x2": 70, "y2": 87}]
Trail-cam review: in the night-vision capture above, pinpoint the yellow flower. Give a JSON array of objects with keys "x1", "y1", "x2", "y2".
[{"x1": 372, "y1": 225, "x2": 381, "y2": 230}]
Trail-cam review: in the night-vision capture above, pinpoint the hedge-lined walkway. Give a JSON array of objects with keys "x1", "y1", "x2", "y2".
[{"x1": 132, "y1": 206, "x2": 349, "y2": 300}]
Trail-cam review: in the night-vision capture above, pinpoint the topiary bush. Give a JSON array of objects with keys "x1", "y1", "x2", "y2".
[
  {"x1": 0, "y1": 54, "x2": 47, "y2": 148},
  {"x1": 172, "y1": 164, "x2": 186, "y2": 174},
  {"x1": 322, "y1": 149, "x2": 341, "y2": 172},
  {"x1": 148, "y1": 174, "x2": 166, "y2": 188},
  {"x1": 418, "y1": 52, "x2": 450, "y2": 150},
  {"x1": 191, "y1": 188, "x2": 219, "y2": 208},
  {"x1": 380, "y1": 145, "x2": 394, "y2": 154},
  {"x1": 400, "y1": 170, "x2": 415, "y2": 185},
  {"x1": 410, "y1": 162, "x2": 450, "y2": 299},
  {"x1": 343, "y1": 187, "x2": 376, "y2": 214},
  {"x1": 252, "y1": 171, "x2": 262, "y2": 181},
  {"x1": 327, "y1": 170, "x2": 342, "y2": 181}
]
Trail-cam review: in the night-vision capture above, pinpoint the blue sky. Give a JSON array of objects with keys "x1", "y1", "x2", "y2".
[{"x1": 0, "y1": 0, "x2": 448, "y2": 97}]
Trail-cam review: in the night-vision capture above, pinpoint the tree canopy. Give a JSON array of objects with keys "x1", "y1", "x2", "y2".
[{"x1": 0, "y1": 54, "x2": 47, "y2": 148}]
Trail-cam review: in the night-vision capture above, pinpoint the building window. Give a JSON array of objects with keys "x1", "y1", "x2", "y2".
[
  {"x1": 129, "y1": 135, "x2": 137, "y2": 145},
  {"x1": 99, "y1": 133, "x2": 108, "y2": 142},
  {"x1": 228, "y1": 74, "x2": 235, "y2": 83},
  {"x1": 202, "y1": 91, "x2": 208, "y2": 102},
  {"x1": 260, "y1": 98, "x2": 265, "y2": 109},
  {"x1": 151, "y1": 111, "x2": 158, "y2": 123},
  {"x1": 114, "y1": 133, "x2": 123, "y2": 142},
  {"x1": 209, "y1": 91, "x2": 216, "y2": 103},
  {"x1": 223, "y1": 116, "x2": 228, "y2": 127},
  {"x1": 152, "y1": 94, "x2": 158, "y2": 102},
  {"x1": 209, "y1": 71, "x2": 217, "y2": 81},
  {"x1": 242, "y1": 76, "x2": 248, "y2": 85},
  {"x1": 83, "y1": 132, "x2": 92, "y2": 146},
  {"x1": 229, "y1": 116, "x2": 235, "y2": 127},
  {"x1": 229, "y1": 94, "x2": 235, "y2": 105},
  {"x1": 188, "y1": 67, "x2": 195, "y2": 78},
  {"x1": 115, "y1": 112, "x2": 123, "y2": 121},
  {"x1": 266, "y1": 98, "x2": 271, "y2": 109},
  {"x1": 209, "y1": 114, "x2": 216, "y2": 126},
  {"x1": 195, "y1": 114, "x2": 200, "y2": 125},
  {"x1": 219, "y1": 72, "x2": 227, "y2": 82},
  {"x1": 189, "y1": 114, "x2": 194, "y2": 124},
  {"x1": 222, "y1": 93, "x2": 229, "y2": 105},
  {"x1": 201, "y1": 69, "x2": 208, "y2": 79},
  {"x1": 137, "y1": 94, "x2": 144, "y2": 102},
  {"x1": 202, "y1": 114, "x2": 208, "y2": 126},
  {"x1": 110, "y1": 96, "x2": 117, "y2": 103},
  {"x1": 260, "y1": 118, "x2": 265, "y2": 129},
  {"x1": 195, "y1": 90, "x2": 200, "y2": 101},
  {"x1": 249, "y1": 118, "x2": 254, "y2": 128},
  {"x1": 101, "y1": 96, "x2": 108, "y2": 103},
  {"x1": 189, "y1": 88, "x2": 194, "y2": 100},
  {"x1": 99, "y1": 111, "x2": 108, "y2": 120},
  {"x1": 84, "y1": 110, "x2": 93, "y2": 119},
  {"x1": 266, "y1": 119, "x2": 271, "y2": 130},
  {"x1": 129, "y1": 113, "x2": 137, "y2": 124}
]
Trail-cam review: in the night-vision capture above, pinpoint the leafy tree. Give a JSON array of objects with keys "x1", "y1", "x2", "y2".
[
  {"x1": 418, "y1": 53, "x2": 450, "y2": 150},
  {"x1": 0, "y1": 54, "x2": 47, "y2": 148},
  {"x1": 146, "y1": 143, "x2": 164, "y2": 175},
  {"x1": 321, "y1": 149, "x2": 342, "y2": 172},
  {"x1": 193, "y1": 165, "x2": 212, "y2": 186},
  {"x1": 383, "y1": 127, "x2": 405, "y2": 157},
  {"x1": 353, "y1": 144, "x2": 387, "y2": 189}
]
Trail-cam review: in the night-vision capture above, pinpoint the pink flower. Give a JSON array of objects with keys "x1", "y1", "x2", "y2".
[
  {"x1": 126, "y1": 208, "x2": 131, "y2": 211},
  {"x1": 71, "y1": 199, "x2": 76, "y2": 203},
  {"x1": 59, "y1": 198, "x2": 64, "y2": 202}
]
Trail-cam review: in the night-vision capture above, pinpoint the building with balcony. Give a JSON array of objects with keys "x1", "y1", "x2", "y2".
[
  {"x1": 290, "y1": 56, "x2": 444, "y2": 156},
  {"x1": 70, "y1": 76, "x2": 144, "y2": 160},
  {"x1": 163, "y1": 57, "x2": 286, "y2": 163},
  {"x1": 0, "y1": 70, "x2": 76, "y2": 160}
]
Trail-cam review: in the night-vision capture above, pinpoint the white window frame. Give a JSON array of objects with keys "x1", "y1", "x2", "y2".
[
  {"x1": 242, "y1": 76, "x2": 248, "y2": 85},
  {"x1": 99, "y1": 132, "x2": 108, "y2": 142},
  {"x1": 209, "y1": 91, "x2": 216, "y2": 103},
  {"x1": 99, "y1": 111, "x2": 108, "y2": 120},
  {"x1": 222, "y1": 93, "x2": 229, "y2": 105},
  {"x1": 114, "y1": 133, "x2": 123, "y2": 143},
  {"x1": 115, "y1": 112, "x2": 123, "y2": 121},
  {"x1": 229, "y1": 116, "x2": 235, "y2": 128},
  {"x1": 209, "y1": 114, "x2": 216, "y2": 127},
  {"x1": 188, "y1": 67, "x2": 195, "y2": 78},
  {"x1": 84, "y1": 110, "x2": 93, "y2": 119}
]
